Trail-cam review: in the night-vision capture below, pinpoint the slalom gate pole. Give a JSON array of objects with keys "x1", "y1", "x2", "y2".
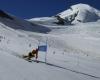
[{"x1": 45, "y1": 37, "x2": 48, "y2": 63}]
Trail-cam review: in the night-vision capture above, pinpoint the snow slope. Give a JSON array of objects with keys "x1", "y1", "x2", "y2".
[
  {"x1": 1, "y1": 20, "x2": 100, "y2": 80},
  {"x1": 17, "y1": 21, "x2": 100, "y2": 80}
]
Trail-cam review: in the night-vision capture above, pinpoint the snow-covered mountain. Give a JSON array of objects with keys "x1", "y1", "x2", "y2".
[
  {"x1": 28, "y1": 17, "x2": 58, "y2": 25},
  {"x1": 28, "y1": 3, "x2": 100, "y2": 25},
  {"x1": 0, "y1": 10, "x2": 51, "y2": 33},
  {"x1": 0, "y1": 3, "x2": 100, "y2": 80},
  {"x1": 59, "y1": 3, "x2": 100, "y2": 23}
]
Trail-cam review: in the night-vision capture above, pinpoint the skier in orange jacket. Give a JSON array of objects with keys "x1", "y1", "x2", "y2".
[{"x1": 23, "y1": 48, "x2": 39, "y2": 61}]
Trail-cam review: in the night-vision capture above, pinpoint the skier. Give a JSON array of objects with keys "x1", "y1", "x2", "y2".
[
  {"x1": 31, "y1": 48, "x2": 39, "y2": 60},
  {"x1": 23, "y1": 48, "x2": 39, "y2": 61}
]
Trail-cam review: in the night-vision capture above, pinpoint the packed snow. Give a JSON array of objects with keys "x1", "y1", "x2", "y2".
[{"x1": 0, "y1": 3, "x2": 100, "y2": 80}]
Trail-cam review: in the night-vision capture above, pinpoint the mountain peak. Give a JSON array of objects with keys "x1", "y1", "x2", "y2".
[
  {"x1": 71, "y1": 3, "x2": 94, "y2": 10},
  {"x1": 59, "y1": 3, "x2": 100, "y2": 23}
]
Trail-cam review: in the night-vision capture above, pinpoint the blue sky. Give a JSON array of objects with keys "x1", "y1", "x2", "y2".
[{"x1": 0, "y1": 0, "x2": 100, "y2": 19}]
